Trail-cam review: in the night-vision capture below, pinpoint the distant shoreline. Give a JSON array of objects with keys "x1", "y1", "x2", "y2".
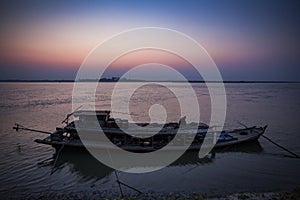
[{"x1": 0, "y1": 80, "x2": 299, "y2": 83}]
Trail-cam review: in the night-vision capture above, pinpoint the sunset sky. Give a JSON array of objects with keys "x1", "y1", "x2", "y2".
[{"x1": 0, "y1": 0, "x2": 299, "y2": 81}]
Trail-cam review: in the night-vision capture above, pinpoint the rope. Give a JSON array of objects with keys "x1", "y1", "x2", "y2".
[
  {"x1": 237, "y1": 121, "x2": 299, "y2": 159},
  {"x1": 261, "y1": 135, "x2": 300, "y2": 159}
]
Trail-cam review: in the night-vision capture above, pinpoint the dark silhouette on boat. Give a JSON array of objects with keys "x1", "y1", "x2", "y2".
[{"x1": 13, "y1": 110, "x2": 267, "y2": 153}]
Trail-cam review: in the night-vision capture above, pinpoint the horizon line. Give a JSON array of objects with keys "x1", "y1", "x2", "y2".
[{"x1": 0, "y1": 79, "x2": 299, "y2": 83}]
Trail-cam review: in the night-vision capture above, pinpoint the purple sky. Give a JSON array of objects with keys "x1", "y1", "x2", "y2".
[{"x1": 0, "y1": 0, "x2": 299, "y2": 81}]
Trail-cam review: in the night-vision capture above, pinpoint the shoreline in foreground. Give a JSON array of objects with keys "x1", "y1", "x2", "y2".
[{"x1": 5, "y1": 187, "x2": 300, "y2": 200}]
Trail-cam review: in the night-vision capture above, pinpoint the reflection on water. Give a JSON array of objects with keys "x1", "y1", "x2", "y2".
[{"x1": 49, "y1": 141, "x2": 263, "y2": 181}]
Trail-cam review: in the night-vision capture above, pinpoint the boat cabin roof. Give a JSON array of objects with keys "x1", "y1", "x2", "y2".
[{"x1": 73, "y1": 110, "x2": 110, "y2": 117}]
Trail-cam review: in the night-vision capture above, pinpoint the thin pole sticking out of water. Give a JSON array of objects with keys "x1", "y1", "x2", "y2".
[
  {"x1": 51, "y1": 143, "x2": 65, "y2": 175},
  {"x1": 114, "y1": 170, "x2": 124, "y2": 197},
  {"x1": 113, "y1": 170, "x2": 142, "y2": 197},
  {"x1": 107, "y1": 148, "x2": 142, "y2": 197}
]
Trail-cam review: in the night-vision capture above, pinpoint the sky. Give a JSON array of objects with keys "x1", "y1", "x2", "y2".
[{"x1": 0, "y1": 0, "x2": 299, "y2": 81}]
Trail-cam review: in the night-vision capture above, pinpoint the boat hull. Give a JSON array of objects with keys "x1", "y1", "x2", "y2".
[{"x1": 35, "y1": 126, "x2": 267, "y2": 153}]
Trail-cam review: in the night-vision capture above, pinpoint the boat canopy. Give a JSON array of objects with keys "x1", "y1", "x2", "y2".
[
  {"x1": 73, "y1": 110, "x2": 110, "y2": 117},
  {"x1": 73, "y1": 110, "x2": 111, "y2": 125}
]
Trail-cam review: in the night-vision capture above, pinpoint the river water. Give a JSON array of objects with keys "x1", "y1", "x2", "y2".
[{"x1": 0, "y1": 82, "x2": 299, "y2": 199}]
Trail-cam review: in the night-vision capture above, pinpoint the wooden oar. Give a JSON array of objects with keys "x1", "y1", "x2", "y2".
[{"x1": 13, "y1": 123, "x2": 52, "y2": 134}]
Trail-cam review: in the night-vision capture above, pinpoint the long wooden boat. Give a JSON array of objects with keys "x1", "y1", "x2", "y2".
[{"x1": 14, "y1": 110, "x2": 267, "y2": 152}]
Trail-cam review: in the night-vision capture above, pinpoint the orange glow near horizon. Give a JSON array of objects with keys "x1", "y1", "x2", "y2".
[
  {"x1": 109, "y1": 49, "x2": 192, "y2": 70},
  {"x1": 1, "y1": 28, "x2": 268, "y2": 72},
  {"x1": 0, "y1": 13, "x2": 283, "y2": 78},
  {"x1": 0, "y1": 18, "x2": 263, "y2": 72}
]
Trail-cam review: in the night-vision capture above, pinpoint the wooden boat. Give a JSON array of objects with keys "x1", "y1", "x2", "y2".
[{"x1": 14, "y1": 110, "x2": 267, "y2": 152}]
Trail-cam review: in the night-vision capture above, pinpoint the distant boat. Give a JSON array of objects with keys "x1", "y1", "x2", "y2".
[{"x1": 14, "y1": 110, "x2": 267, "y2": 152}]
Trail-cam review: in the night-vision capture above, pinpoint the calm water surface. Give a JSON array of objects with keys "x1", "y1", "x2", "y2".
[{"x1": 0, "y1": 82, "x2": 299, "y2": 198}]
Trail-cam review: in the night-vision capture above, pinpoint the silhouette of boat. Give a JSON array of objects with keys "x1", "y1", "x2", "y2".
[{"x1": 14, "y1": 110, "x2": 267, "y2": 152}]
